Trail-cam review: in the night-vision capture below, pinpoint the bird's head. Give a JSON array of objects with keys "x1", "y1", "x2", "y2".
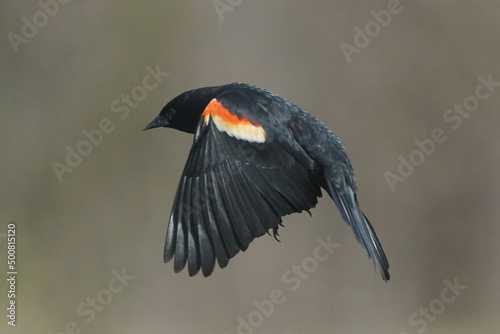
[
  {"x1": 142, "y1": 105, "x2": 176, "y2": 131},
  {"x1": 143, "y1": 85, "x2": 223, "y2": 134}
]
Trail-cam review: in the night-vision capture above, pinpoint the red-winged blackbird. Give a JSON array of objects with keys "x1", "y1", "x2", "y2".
[{"x1": 143, "y1": 82, "x2": 390, "y2": 281}]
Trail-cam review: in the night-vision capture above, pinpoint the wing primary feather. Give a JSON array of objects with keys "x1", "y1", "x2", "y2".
[
  {"x1": 164, "y1": 215, "x2": 177, "y2": 263},
  {"x1": 202, "y1": 173, "x2": 229, "y2": 269},
  {"x1": 208, "y1": 169, "x2": 241, "y2": 257},
  {"x1": 164, "y1": 175, "x2": 185, "y2": 264},
  {"x1": 203, "y1": 130, "x2": 231, "y2": 269},
  {"x1": 173, "y1": 177, "x2": 189, "y2": 273},
  {"x1": 192, "y1": 176, "x2": 215, "y2": 277},
  {"x1": 185, "y1": 177, "x2": 201, "y2": 276},
  {"x1": 216, "y1": 162, "x2": 254, "y2": 245}
]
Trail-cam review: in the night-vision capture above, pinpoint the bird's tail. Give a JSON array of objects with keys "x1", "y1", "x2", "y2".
[{"x1": 325, "y1": 178, "x2": 390, "y2": 281}]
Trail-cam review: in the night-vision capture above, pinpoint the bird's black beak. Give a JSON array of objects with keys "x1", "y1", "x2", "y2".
[{"x1": 142, "y1": 114, "x2": 168, "y2": 131}]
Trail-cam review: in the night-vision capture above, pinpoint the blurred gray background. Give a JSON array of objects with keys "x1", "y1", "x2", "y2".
[{"x1": 1, "y1": 1, "x2": 499, "y2": 333}]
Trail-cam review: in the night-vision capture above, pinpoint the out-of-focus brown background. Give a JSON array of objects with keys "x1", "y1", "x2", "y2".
[{"x1": 1, "y1": 1, "x2": 499, "y2": 333}]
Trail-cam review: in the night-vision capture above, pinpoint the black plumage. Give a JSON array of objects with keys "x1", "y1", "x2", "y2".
[{"x1": 143, "y1": 82, "x2": 390, "y2": 281}]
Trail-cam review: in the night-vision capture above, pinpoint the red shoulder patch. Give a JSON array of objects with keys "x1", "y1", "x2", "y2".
[{"x1": 202, "y1": 98, "x2": 266, "y2": 143}]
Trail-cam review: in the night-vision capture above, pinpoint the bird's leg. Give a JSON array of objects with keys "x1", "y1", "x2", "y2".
[{"x1": 267, "y1": 219, "x2": 284, "y2": 242}]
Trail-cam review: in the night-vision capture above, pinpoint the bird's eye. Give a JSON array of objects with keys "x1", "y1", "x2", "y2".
[{"x1": 167, "y1": 108, "x2": 175, "y2": 119}]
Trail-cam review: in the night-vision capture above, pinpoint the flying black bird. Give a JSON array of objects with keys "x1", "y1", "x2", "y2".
[{"x1": 143, "y1": 82, "x2": 390, "y2": 281}]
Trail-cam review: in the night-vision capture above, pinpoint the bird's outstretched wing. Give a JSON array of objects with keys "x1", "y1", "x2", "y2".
[{"x1": 164, "y1": 90, "x2": 322, "y2": 276}]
